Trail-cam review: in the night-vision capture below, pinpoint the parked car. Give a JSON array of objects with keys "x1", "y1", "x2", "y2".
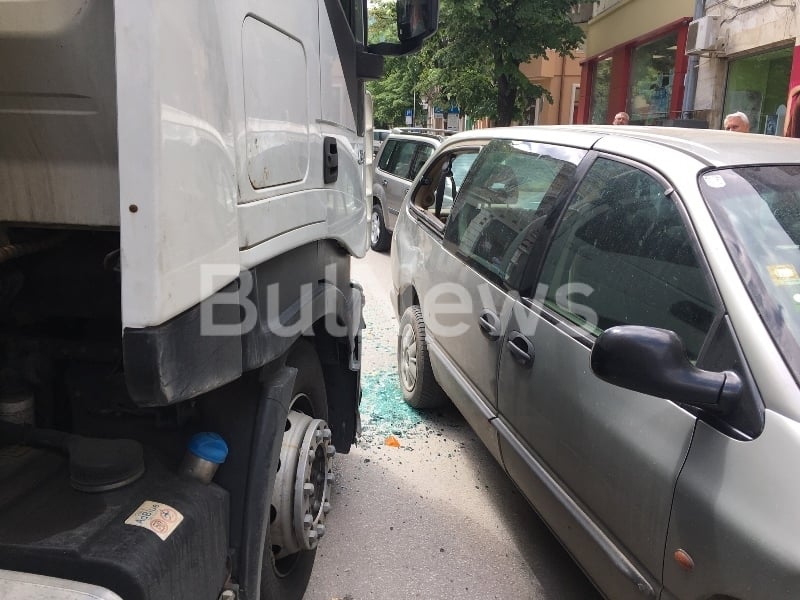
[
  {"x1": 391, "y1": 125, "x2": 800, "y2": 600},
  {"x1": 373, "y1": 128, "x2": 390, "y2": 157},
  {"x1": 370, "y1": 128, "x2": 455, "y2": 251}
]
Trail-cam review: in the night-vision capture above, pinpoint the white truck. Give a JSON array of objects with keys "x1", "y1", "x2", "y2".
[{"x1": 0, "y1": 1, "x2": 437, "y2": 599}]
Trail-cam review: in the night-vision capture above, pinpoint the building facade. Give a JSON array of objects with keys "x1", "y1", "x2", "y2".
[
  {"x1": 692, "y1": 0, "x2": 800, "y2": 134},
  {"x1": 520, "y1": 49, "x2": 585, "y2": 125},
  {"x1": 577, "y1": 0, "x2": 696, "y2": 125},
  {"x1": 578, "y1": 0, "x2": 800, "y2": 132}
]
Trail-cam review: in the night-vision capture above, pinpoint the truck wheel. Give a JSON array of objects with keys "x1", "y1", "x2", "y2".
[
  {"x1": 261, "y1": 340, "x2": 334, "y2": 600},
  {"x1": 370, "y1": 204, "x2": 391, "y2": 252},
  {"x1": 397, "y1": 305, "x2": 446, "y2": 409}
]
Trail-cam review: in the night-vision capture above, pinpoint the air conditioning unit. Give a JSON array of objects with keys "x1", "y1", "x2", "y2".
[{"x1": 686, "y1": 16, "x2": 720, "y2": 55}]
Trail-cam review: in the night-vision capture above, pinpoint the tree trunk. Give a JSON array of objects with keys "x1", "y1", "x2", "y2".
[{"x1": 496, "y1": 73, "x2": 517, "y2": 127}]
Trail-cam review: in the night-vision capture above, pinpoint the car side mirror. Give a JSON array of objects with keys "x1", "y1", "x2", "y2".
[{"x1": 590, "y1": 325, "x2": 742, "y2": 413}]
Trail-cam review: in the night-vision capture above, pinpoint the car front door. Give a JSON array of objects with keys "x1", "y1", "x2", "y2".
[
  {"x1": 496, "y1": 155, "x2": 721, "y2": 599},
  {"x1": 420, "y1": 139, "x2": 585, "y2": 460}
]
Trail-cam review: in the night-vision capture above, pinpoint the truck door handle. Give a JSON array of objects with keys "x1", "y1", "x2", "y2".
[
  {"x1": 507, "y1": 332, "x2": 534, "y2": 367},
  {"x1": 323, "y1": 136, "x2": 338, "y2": 183},
  {"x1": 382, "y1": 179, "x2": 389, "y2": 186},
  {"x1": 478, "y1": 309, "x2": 501, "y2": 340}
]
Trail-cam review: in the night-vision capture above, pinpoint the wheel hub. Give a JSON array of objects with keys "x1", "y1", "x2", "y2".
[
  {"x1": 270, "y1": 409, "x2": 335, "y2": 559},
  {"x1": 371, "y1": 211, "x2": 381, "y2": 244},
  {"x1": 399, "y1": 322, "x2": 417, "y2": 392}
]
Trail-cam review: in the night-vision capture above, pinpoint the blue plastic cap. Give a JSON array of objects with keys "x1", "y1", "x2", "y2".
[{"x1": 188, "y1": 432, "x2": 229, "y2": 464}]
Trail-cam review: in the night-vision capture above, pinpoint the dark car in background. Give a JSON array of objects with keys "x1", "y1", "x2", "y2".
[
  {"x1": 391, "y1": 124, "x2": 800, "y2": 600},
  {"x1": 373, "y1": 128, "x2": 390, "y2": 157}
]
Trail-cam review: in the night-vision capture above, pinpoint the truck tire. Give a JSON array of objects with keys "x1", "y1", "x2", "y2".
[
  {"x1": 397, "y1": 305, "x2": 446, "y2": 409},
  {"x1": 370, "y1": 204, "x2": 391, "y2": 252},
  {"x1": 261, "y1": 340, "x2": 332, "y2": 600}
]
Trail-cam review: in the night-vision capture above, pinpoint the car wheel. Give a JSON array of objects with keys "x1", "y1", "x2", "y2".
[
  {"x1": 397, "y1": 305, "x2": 446, "y2": 409},
  {"x1": 370, "y1": 204, "x2": 391, "y2": 252}
]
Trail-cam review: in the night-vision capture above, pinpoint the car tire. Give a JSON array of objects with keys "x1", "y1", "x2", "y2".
[
  {"x1": 397, "y1": 305, "x2": 446, "y2": 409},
  {"x1": 370, "y1": 204, "x2": 391, "y2": 252}
]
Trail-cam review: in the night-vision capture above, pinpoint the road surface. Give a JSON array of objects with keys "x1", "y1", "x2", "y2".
[{"x1": 304, "y1": 249, "x2": 600, "y2": 600}]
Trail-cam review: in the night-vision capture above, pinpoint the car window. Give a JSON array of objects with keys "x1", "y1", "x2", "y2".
[
  {"x1": 409, "y1": 143, "x2": 434, "y2": 180},
  {"x1": 377, "y1": 139, "x2": 397, "y2": 171},
  {"x1": 539, "y1": 156, "x2": 717, "y2": 360},
  {"x1": 383, "y1": 140, "x2": 418, "y2": 179},
  {"x1": 700, "y1": 165, "x2": 800, "y2": 383},
  {"x1": 411, "y1": 149, "x2": 480, "y2": 228},
  {"x1": 442, "y1": 139, "x2": 584, "y2": 288}
]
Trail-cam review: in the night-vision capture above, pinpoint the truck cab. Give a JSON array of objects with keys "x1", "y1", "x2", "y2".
[{"x1": 0, "y1": 2, "x2": 438, "y2": 599}]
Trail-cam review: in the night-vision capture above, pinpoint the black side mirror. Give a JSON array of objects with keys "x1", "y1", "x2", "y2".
[
  {"x1": 367, "y1": 0, "x2": 439, "y2": 57},
  {"x1": 590, "y1": 325, "x2": 742, "y2": 413}
]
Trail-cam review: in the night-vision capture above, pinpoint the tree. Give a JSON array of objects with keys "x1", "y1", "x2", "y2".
[
  {"x1": 368, "y1": 0, "x2": 586, "y2": 127},
  {"x1": 367, "y1": 1, "x2": 424, "y2": 128}
]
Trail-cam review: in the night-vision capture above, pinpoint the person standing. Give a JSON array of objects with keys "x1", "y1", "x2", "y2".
[
  {"x1": 784, "y1": 86, "x2": 800, "y2": 138},
  {"x1": 723, "y1": 111, "x2": 750, "y2": 132},
  {"x1": 612, "y1": 112, "x2": 630, "y2": 125}
]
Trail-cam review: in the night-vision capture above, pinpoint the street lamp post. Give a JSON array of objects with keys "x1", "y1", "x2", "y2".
[{"x1": 419, "y1": 93, "x2": 428, "y2": 128}]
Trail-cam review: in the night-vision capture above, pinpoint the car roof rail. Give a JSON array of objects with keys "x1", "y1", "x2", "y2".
[{"x1": 391, "y1": 127, "x2": 457, "y2": 137}]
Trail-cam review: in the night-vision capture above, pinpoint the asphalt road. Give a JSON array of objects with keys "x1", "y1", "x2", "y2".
[{"x1": 304, "y1": 249, "x2": 601, "y2": 600}]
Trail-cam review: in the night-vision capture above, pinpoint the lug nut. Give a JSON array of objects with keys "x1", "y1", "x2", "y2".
[
  {"x1": 323, "y1": 428, "x2": 332, "y2": 440},
  {"x1": 315, "y1": 524, "x2": 326, "y2": 537},
  {"x1": 303, "y1": 514, "x2": 313, "y2": 528},
  {"x1": 322, "y1": 501, "x2": 331, "y2": 514},
  {"x1": 326, "y1": 445, "x2": 336, "y2": 457},
  {"x1": 304, "y1": 482, "x2": 315, "y2": 496}
]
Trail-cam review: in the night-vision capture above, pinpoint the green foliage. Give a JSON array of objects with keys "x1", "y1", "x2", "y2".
[
  {"x1": 367, "y1": 0, "x2": 418, "y2": 127},
  {"x1": 368, "y1": 0, "x2": 586, "y2": 127}
]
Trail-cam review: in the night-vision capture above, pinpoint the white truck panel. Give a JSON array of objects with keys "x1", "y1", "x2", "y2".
[
  {"x1": 118, "y1": 0, "x2": 368, "y2": 329},
  {"x1": 320, "y1": 1, "x2": 358, "y2": 133},
  {"x1": 243, "y1": 16, "x2": 309, "y2": 189},
  {"x1": 116, "y1": 0, "x2": 241, "y2": 329}
]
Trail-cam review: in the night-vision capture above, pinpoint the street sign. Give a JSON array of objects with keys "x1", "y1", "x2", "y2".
[{"x1": 405, "y1": 108, "x2": 413, "y2": 125}]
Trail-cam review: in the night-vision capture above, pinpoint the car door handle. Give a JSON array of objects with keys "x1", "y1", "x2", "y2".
[
  {"x1": 478, "y1": 309, "x2": 501, "y2": 340},
  {"x1": 382, "y1": 179, "x2": 388, "y2": 186},
  {"x1": 507, "y1": 332, "x2": 534, "y2": 367}
]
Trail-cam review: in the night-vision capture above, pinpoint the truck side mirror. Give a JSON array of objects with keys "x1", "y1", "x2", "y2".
[
  {"x1": 367, "y1": 0, "x2": 439, "y2": 57},
  {"x1": 397, "y1": 0, "x2": 437, "y2": 42}
]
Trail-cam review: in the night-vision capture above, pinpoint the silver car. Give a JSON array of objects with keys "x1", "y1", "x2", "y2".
[
  {"x1": 390, "y1": 125, "x2": 800, "y2": 599},
  {"x1": 370, "y1": 128, "x2": 454, "y2": 252}
]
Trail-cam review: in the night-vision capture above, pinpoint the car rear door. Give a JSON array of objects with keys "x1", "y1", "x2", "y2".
[{"x1": 496, "y1": 154, "x2": 722, "y2": 599}]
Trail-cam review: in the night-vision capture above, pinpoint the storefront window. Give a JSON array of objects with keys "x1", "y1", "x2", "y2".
[
  {"x1": 723, "y1": 46, "x2": 793, "y2": 135},
  {"x1": 590, "y1": 57, "x2": 612, "y2": 124},
  {"x1": 626, "y1": 33, "x2": 678, "y2": 125}
]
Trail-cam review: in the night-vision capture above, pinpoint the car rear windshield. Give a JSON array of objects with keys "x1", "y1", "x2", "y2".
[{"x1": 700, "y1": 165, "x2": 800, "y2": 383}]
